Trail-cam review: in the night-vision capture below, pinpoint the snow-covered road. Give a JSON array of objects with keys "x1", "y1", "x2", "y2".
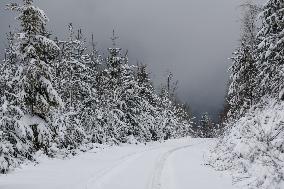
[{"x1": 0, "y1": 138, "x2": 237, "y2": 189}]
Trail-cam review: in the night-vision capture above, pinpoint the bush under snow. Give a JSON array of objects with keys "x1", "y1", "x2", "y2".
[{"x1": 209, "y1": 98, "x2": 284, "y2": 189}]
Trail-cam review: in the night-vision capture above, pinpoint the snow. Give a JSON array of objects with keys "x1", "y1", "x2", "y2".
[
  {"x1": 209, "y1": 98, "x2": 284, "y2": 189},
  {"x1": 0, "y1": 138, "x2": 236, "y2": 189},
  {"x1": 161, "y1": 139, "x2": 237, "y2": 189}
]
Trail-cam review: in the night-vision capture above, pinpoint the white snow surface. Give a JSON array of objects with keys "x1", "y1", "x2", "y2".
[{"x1": 0, "y1": 138, "x2": 237, "y2": 189}]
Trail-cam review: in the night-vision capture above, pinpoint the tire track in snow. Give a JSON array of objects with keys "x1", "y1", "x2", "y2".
[
  {"x1": 148, "y1": 144, "x2": 193, "y2": 189},
  {"x1": 85, "y1": 145, "x2": 163, "y2": 189}
]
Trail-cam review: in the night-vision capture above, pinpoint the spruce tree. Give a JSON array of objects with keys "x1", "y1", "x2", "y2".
[
  {"x1": 8, "y1": 0, "x2": 62, "y2": 118},
  {"x1": 256, "y1": 0, "x2": 284, "y2": 99},
  {"x1": 199, "y1": 112, "x2": 212, "y2": 138},
  {"x1": 94, "y1": 31, "x2": 132, "y2": 143},
  {"x1": 228, "y1": 3, "x2": 260, "y2": 119},
  {"x1": 228, "y1": 43, "x2": 257, "y2": 118},
  {"x1": 53, "y1": 24, "x2": 101, "y2": 147},
  {"x1": 135, "y1": 64, "x2": 163, "y2": 141},
  {"x1": 0, "y1": 0, "x2": 61, "y2": 173}
]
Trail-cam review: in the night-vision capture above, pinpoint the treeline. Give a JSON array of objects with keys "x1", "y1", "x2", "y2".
[
  {"x1": 210, "y1": 1, "x2": 284, "y2": 188},
  {"x1": 219, "y1": 1, "x2": 283, "y2": 121},
  {"x1": 0, "y1": 0, "x2": 193, "y2": 173}
]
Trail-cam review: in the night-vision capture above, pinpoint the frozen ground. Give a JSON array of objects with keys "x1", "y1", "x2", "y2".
[{"x1": 0, "y1": 138, "x2": 237, "y2": 189}]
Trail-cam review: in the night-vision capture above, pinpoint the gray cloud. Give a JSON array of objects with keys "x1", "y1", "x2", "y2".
[{"x1": 0, "y1": 0, "x2": 265, "y2": 121}]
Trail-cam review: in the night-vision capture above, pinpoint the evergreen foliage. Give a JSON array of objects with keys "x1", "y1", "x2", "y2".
[
  {"x1": 198, "y1": 112, "x2": 213, "y2": 138},
  {"x1": 0, "y1": 0, "x2": 193, "y2": 173},
  {"x1": 256, "y1": 0, "x2": 284, "y2": 99},
  {"x1": 211, "y1": 1, "x2": 284, "y2": 188},
  {"x1": 0, "y1": 0, "x2": 62, "y2": 173},
  {"x1": 227, "y1": 3, "x2": 260, "y2": 119}
]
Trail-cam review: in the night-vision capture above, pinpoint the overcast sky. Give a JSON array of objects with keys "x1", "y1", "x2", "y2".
[{"x1": 0, "y1": 0, "x2": 264, "y2": 120}]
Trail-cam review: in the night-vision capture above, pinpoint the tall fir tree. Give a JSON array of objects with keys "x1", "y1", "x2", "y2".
[
  {"x1": 93, "y1": 31, "x2": 133, "y2": 143},
  {"x1": 0, "y1": 0, "x2": 61, "y2": 173},
  {"x1": 227, "y1": 3, "x2": 260, "y2": 119},
  {"x1": 256, "y1": 0, "x2": 284, "y2": 99},
  {"x1": 135, "y1": 63, "x2": 164, "y2": 141},
  {"x1": 52, "y1": 24, "x2": 98, "y2": 148}
]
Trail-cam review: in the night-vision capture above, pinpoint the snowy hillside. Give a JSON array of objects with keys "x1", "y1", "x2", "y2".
[
  {"x1": 208, "y1": 1, "x2": 284, "y2": 188},
  {"x1": 209, "y1": 99, "x2": 284, "y2": 189}
]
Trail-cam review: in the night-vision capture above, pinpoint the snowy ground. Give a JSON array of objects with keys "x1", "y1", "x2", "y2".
[{"x1": 0, "y1": 138, "x2": 237, "y2": 189}]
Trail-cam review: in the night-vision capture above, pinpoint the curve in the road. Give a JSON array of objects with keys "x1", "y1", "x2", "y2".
[{"x1": 148, "y1": 144, "x2": 193, "y2": 189}]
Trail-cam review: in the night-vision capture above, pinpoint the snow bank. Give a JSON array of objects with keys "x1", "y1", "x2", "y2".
[{"x1": 209, "y1": 98, "x2": 284, "y2": 189}]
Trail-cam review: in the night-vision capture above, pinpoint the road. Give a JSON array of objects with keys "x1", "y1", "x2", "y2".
[{"x1": 0, "y1": 138, "x2": 237, "y2": 189}]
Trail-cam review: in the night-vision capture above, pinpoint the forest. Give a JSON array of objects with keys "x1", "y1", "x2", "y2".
[
  {"x1": 0, "y1": 0, "x2": 195, "y2": 174},
  {"x1": 1, "y1": 0, "x2": 284, "y2": 189}
]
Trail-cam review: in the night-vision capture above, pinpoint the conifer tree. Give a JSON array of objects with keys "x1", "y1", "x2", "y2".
[
  {"x1": 135, "y1": 63, "x2": 163, "y2": 141},
  {"x1": 228, "y1": 3, "x2": 260, "y2": 119},
  {"x1": 199, "y1": 112, "x2": 213, "y2": 138},
  {"x1": 53, "y1": 24, "x2": 101, "y2": 147},
  {"x1": 93, "y1": 31, "x2": 132, "y2": 143},
  {"x1": 228, "y1": 43, "x2": 257, "y2": 118},
  {"x1": 256, "y1": 0, "x2": 284, "y2": 99},
  {"x1": 9, "y1": 0, "x2": 62, "y2": 118},
  {"x1": 0, "y1": 0, "x2": 61, "y2": 173}
]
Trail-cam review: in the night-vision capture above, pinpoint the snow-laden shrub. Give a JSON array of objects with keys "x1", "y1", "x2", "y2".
[{"x1": 209, "y1": 98, "x2": 284, "y2": 189}]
